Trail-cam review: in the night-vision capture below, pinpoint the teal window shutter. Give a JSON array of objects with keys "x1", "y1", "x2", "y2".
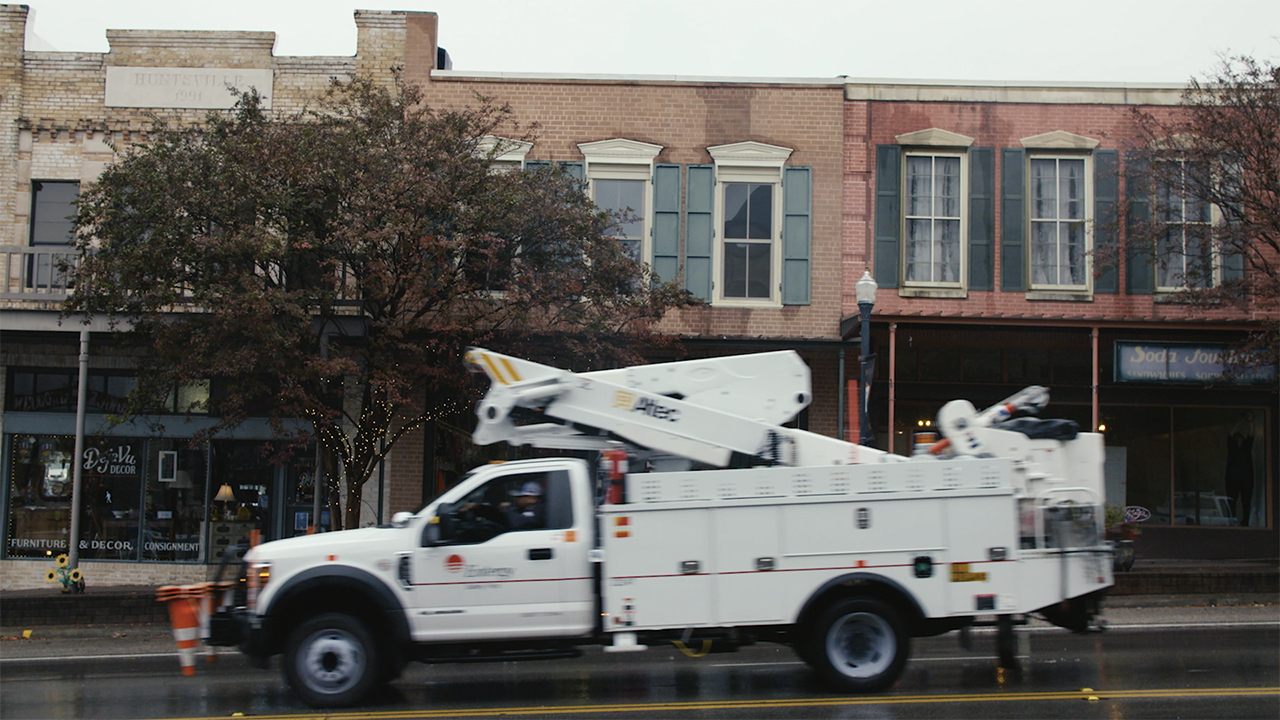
[
  {"x1": 1000, "y1": 148, "x2": 1026, "y2": 292},
  {"x1": 874, "y1": 145, "x2": 901, "y2": 289},
  {"x1": 1125, "y1": 152, "x2": 1153, "y2": 295},
  {"x1": 967, "y1": 147, "x2": 995, "y2": 291},
  {"x1": 525, "y1": 159, "x2": 551, "y2": 171},
  {"x1": 557, "y1": 161, "x2": 585, "y2": 181},
  {"x1": 685, "y1": 164, "x2": 714, "y2": 301},
  {"x1": 781, "y1": 166, "x2": 812, "y2": 305},
  {"x1": 1093, "y1": 149, "x2": 1119, "y2": 293},
  {"x1": 651, "y1": 164, "x2": 682, "y2": 285}
]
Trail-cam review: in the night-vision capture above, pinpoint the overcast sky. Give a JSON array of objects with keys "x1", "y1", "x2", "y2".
[{"x1": 19, "y1": 0, "x2": 1280, "y2": 84}]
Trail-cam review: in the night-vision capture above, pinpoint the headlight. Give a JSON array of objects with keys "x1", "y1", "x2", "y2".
[{"x1": 247, "y1": 561, "x2": 270, "y2": 608}]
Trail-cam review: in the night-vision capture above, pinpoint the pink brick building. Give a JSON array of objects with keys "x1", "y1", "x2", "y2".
[{"x1": 842, "y1": 84, "x2": 1275, "y2": 557}]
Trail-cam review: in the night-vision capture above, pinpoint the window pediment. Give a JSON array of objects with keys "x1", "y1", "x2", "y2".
[
  {"x1": 707, "y1": 141, "x2": 793, "y2": 169},
  {"x1": 577, "y1": 138, "x2": 663, "y2": 164},
  {"x1": 477, "y1": 135, "x2": 533, "y2": 163},
  {"x1": 1020, "y1": 130, "x2": 1099, "y2": 150},
  {"x1": 895, "y1": 128, "x2": 975, "y2": 147}
]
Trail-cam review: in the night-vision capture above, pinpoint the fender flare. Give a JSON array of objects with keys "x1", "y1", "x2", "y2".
[
  {"x1": 260, "y1": 565, "x2": 412, "y2": 652},
  {"x1": 794, "y1": 572, "x2": 927, "y2": 631}
]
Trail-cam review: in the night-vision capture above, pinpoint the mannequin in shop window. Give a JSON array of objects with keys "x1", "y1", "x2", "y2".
[{"x1": 1225, "y1": 414, "x2": 1255, "y2": 527}]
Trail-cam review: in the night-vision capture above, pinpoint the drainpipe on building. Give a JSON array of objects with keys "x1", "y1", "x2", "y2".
[
  {"x1": 67, "y1": 327, "x2": 89, "y2": 572},
  {"x1": 837, "y1": 348, "x2": 846, "y2": 443},
  {"x1": 889, "y1": 323, "x2": 897, "y2": 455}
]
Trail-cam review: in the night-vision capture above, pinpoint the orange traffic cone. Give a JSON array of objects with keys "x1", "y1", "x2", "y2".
[{"x1": 157, "y1": 585, "x2": 201, "y2": 676}]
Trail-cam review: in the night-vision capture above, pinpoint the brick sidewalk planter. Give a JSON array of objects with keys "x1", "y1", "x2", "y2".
[
  {"x1": 1111, "y1": 567, "x2": 1279, "y2": 596},
  {"x1": 1, "y1": 587, "x2": 168, "y2": 626}
]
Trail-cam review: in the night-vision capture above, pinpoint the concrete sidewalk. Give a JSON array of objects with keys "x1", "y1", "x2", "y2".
[{"x1": 1, "y1": 558, "x2": 1275, "y2": 629}]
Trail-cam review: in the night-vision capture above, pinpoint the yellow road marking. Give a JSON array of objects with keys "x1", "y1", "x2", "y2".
[{"x1": 152, "y1": 686, "x2": 1280, "y2": 720}]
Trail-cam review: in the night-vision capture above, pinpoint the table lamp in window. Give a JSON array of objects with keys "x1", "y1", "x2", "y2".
[{"x1": 214, "y1": 484, "x2": 236, "y2": 520}]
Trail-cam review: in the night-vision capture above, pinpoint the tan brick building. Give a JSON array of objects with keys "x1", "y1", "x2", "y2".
[{"x1": 0, "y1": 8, "x2": 854, "y2": 589}]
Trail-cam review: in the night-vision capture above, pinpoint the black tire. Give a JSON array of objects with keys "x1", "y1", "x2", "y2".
[
  {"x1": 802, "y1": 596, "x2": 910, "y2": 692},
  {"x1": 996, "y1": 615, "x2": 1017, "y2": 668},
  {"x1": 284, "y1": 612, "x2": 382, "y2": 708}
]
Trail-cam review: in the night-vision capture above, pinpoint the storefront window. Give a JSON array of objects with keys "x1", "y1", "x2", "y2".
[
  {"x1": 283, "y1": 453, "x2": 318, "y2": 539},
  {"x1": 6, "y1": 435, "x2": 144, "y2": 560},
  {"x1": 1172, "y1": 408, "x2": 1264, "y2": 527},
  {"x1": 208, "y1": 441, "x2": 274, "y2": 559},
  {"x1": 1101, "y1": 405, "x2": 1266, "y2": 528},
  {"x1": 142, "y1": 441, "x2": 207, "y2": 562},
  {"x1": 1101, "y1": 406, "x2": 1172, "y2": 526}
]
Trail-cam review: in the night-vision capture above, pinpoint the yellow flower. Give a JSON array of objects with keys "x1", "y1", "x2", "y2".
[
  {"x1": 69, "y1": 568, "x2": 83, "y2": 583},
  {"x1": 46, "y1": 570, "x2": 57, "y2": 582},
  {"x1": 55, "y1": 554, "x2": 69, "y2": 568}
]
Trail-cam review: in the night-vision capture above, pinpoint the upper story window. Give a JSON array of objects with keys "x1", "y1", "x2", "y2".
[
  {"x1": 594, "y1": 179, "x2": 645, "y2": 262},
  {"x1": 722, "y1": 182, "x2": 773, "y2": 298},
  {"x1": 578, "y1": 139, "x2": 662, "y2": 266},
  {"x1": 904, "y1": 153, "x2": 964, "y2": 285},
  {"x1": 1155, "y1": 160, "x2": 1215, "y2": 290},
  {"x1": 27, "y1": 180, "x2": 80, "y2": 290},
  {"x1": 1019, "y1": 130, "x2": 1101, "y2": 294},
  {"x1": 1028, "y1": 156, "x2": 1089, "y2": 288},
  {"x1": 708, "y1": 141, "x2": 792, "y2": 304},
  {"x1": 873, "y1": 129, "x2": 980, "y2": 298},
  {"x1": 30, "y1": 180, "x2": 79, "y2": 246}
]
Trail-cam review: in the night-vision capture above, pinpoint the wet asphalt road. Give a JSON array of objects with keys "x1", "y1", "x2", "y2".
[{"x1": 1, "y1": 603, "x2": 1277, "y2": 719}]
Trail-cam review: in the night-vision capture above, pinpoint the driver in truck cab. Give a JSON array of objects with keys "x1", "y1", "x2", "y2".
[{"x1": 502, "y1": 480, "x2": 545, "y2": 530}]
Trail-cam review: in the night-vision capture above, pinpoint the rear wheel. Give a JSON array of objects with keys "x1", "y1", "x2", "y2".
[
  {"x1": 803, "y1": 597, "x2": 909, "y2": 692},
  {"x1": 284, "y1": 612, "x2": 382, "y2": 708}
]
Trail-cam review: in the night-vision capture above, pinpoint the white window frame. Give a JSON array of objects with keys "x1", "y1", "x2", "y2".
[
  {"x1": 901, "y1": 151, "x2": 967, "y2": 288},
  {"x1": 1154, "y1": 159, "x2": 1219, "y2": 292},
  {"x1": 1021, "y1": 131, "x2": 1099, "y2": 296},
  {"x1": 893, "y1": 129, "x2": 975, "y2": 297},
  {"x1": 1026, "y1": 153, "x2": 1092, "y2": 291},
  {"x1": 707, "y1": 141, "x2": 792, "y2": 306},
  {"x1": 578, "y1": 139, "x2": 662, "y2": 267}
]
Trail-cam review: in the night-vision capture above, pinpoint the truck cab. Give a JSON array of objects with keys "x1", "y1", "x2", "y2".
[{"x1": 405, "y1": 458, "x2": 598, "y2": 642}]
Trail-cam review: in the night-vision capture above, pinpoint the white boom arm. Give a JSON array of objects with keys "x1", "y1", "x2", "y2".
[
  {"x1": 935, "y1": 385, "x2": 1050, "y2": 458},
  {"x1": 465, "y1": 347, "x2": 891, "y2": 468}
]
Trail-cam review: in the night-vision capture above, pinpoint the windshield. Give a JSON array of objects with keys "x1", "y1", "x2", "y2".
[{"x1": 412, "y1": 467, "x2": 479, "y2": 514}]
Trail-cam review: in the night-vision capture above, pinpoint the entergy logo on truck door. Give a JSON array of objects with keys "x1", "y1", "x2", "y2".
[
  {"x1": 444, "y1": 553, "x2": 515, "y2": 579},
  {"x1": 613, "y1": 391, "x2": 681, "y2": 422}
]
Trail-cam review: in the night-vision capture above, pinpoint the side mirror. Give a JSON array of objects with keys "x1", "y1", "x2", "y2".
[
  {"x1": 391, "y1": 511, "x2": 414, "y2": 528},
  {"x1": 422, "y1": 502, "x2": 455, "y2": 546}
]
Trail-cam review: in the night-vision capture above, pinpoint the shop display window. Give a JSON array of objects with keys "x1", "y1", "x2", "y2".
[
  {"x1": 6, "y1": 435, "x2": 144, "y2": 560},
  {"x1": 142, "y1": 441, "x2": 207, "y2": 562},
  {"x1": 1101, "y1": 406, "x2": 1266, "y2": 528}
]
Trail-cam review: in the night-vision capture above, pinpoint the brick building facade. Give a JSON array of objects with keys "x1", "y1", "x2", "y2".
[
  {"x1": 843, "y1": 83, "x2": 1276, "y2": 558},
  {"x1": 0, "y1": 8, "x2": 1273, "y2": 589}
]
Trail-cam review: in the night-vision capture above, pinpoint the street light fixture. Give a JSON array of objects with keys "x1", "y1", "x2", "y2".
[{"x1": 856, "y1": 271, "x2": 877, "y2": 447}]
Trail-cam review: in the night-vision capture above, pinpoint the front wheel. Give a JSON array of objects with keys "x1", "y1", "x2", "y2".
[
  {"x1": 803, "y1": 597, "x2": 909, "y2": 692},
  {"x1": 284, "y1": 613, "x2": 382, "y2": 708}
]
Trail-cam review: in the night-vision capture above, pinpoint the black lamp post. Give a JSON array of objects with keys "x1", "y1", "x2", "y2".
[{"x1": 856, "y1": 271, "x2": 877, "y2": 447}]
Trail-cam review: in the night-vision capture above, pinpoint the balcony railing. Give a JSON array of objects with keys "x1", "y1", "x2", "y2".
[
  {"x1": 1, "y1": 246, "x2": 78, "y2": 301},
  {"x1": 3, "y1": 246, "x2": 362, "y2": 307}
]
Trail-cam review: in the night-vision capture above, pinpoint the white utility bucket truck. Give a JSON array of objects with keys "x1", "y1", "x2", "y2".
[{"x1": 216, "y1": 348, "x2": 1112, "y2": 707}]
